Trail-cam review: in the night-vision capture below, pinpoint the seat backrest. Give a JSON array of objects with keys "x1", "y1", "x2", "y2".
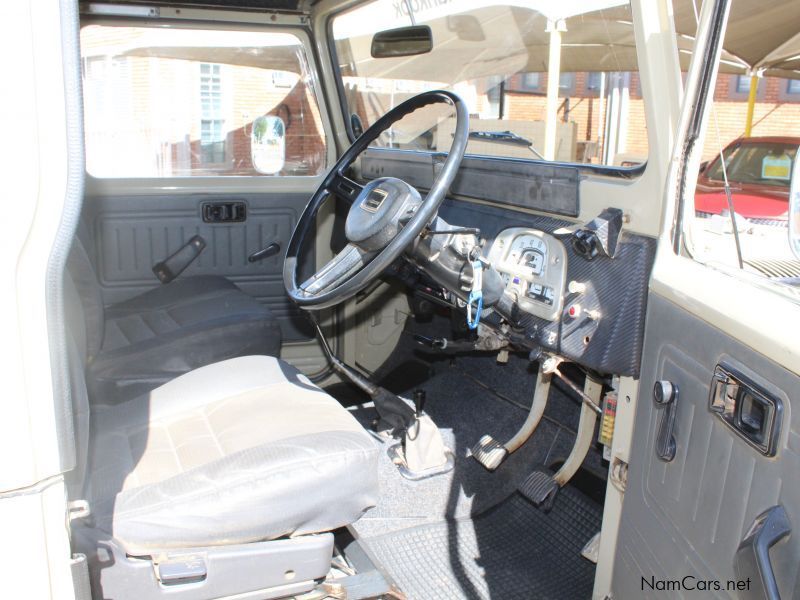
[{"x1": 66, "y1": 228, "x2": 105, "y2": 362}]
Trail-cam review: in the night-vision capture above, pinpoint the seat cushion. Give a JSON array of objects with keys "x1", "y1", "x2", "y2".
[
  {"x1": 88, "y1": 356, "x2": 379, "y2": 555},
  {"x1": 87, "y1": 276, "x2": 282, "y2": 403}
]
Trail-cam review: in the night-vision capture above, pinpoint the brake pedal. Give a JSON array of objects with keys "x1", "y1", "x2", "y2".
[
  {"x1": 519, "y1": 467, "x2": 560, "y2": 511},
  {"x1": 521, "y1": 374, "x2": 605, "y2": 510},
  {"x1": 470, "y1": 435, "x2": 508, "y2": 471}
]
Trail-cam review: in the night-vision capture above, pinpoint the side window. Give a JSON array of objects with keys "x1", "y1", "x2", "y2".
[
  {"x1": 80, "y1": 25, "x2": 327, "y2": 177},
  {"x1": 332, "y1": 1, "x2": 648, "y2": 170},
  {"x1": 686, "y1": 0, "x2": 800, "y2": 295}
]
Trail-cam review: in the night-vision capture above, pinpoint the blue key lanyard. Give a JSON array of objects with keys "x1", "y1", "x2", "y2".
[{"x1": 466, "y1": 259, "x2": 483, "y2": 330}]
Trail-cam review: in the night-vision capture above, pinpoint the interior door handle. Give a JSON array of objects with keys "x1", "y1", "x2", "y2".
[
  {"x1": 152, "y1": 235, "x2": 206, "y2": 283},
  {"x1": 736, "y1": 505, "x2": 791, "y2": 600},
  {"x1": 248, "y1": 242, "x2": 280, "y2": 263}
]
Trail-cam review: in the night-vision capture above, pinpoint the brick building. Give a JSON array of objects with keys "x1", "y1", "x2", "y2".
[
  {"x1": 81, "y1": 25, "x2": 327, "y2": 178},
  {"x1": 81, "y1": 22, "x2": 800, "y2": 177}
]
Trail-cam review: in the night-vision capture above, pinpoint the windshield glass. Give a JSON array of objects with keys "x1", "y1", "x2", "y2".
[
  {"x1": 332, "y1": 0, "x2": 648, "y2": 168},
  {"x1": 705, "y1": 141, "x2": 798, "y2": 188}
]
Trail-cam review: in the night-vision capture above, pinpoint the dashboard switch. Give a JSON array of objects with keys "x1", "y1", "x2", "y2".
[
  {"x1": 568, "y1": 281, "x2": 586, "y2": 294},
  {"x1": 567, "y1": 304, "x2": 582, "y2": 319}
]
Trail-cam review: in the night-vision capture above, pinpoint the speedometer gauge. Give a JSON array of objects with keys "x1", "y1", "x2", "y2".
[
  {"x1": 508, "y1": 234, "x2": 548, "y2": 276},
  {"x1": 488, "y1": 227, "x2": 567, "y2": 322},
  {"x1": 522, "y1": 249, "x2": 544, "y2": 275}
]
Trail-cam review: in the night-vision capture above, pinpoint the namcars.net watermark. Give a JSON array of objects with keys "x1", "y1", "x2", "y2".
[{"x1": 642, "y1": 576, "x2": 751, "y2": 593}]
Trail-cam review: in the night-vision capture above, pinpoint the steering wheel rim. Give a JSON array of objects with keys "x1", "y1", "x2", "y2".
[{"x1": 283, "y1": 90, "x2": 469, "y2": 310}]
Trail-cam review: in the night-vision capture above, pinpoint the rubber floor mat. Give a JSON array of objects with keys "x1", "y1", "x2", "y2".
[{"x1": 363, "y1": 486, "x2": 601, "y2": 600}]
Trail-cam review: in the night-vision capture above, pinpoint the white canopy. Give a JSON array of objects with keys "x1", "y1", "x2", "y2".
[{"x1": 84, "y1": 2, "x2": 799, "y2": 81}]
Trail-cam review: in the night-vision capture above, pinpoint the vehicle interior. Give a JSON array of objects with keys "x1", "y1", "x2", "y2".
[{"x1": 11, "y1": 0, "x2": 800, "y2": 599}]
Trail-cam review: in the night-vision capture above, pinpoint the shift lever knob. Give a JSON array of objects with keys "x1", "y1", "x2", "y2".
[{"x1": 413, "y1": 389, "x2": 427, "y2": 416}]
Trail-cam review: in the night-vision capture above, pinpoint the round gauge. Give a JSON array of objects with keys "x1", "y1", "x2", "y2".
[
  {"x1": 507, "y1": 234, "x2": 548, "y2": 276},
  {"x1": 522, "y1": 250, "x2": 544, "y2": 275}
]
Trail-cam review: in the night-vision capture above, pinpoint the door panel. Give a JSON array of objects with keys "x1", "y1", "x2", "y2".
[
  {"x1": 613, "y1": 293, "x2": 799, "y2": 598},
  {"x1": 83, "y1": 191, "x2": 316, "y2": 341}
]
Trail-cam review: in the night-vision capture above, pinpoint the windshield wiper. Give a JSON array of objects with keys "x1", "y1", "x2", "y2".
[{"x1": 465, "y1": 130, "x2": 545, "y2": 160}]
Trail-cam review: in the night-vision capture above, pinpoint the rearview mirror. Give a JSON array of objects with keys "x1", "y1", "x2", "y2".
[
  {"x1": 789, "y1": 149, "x2": 800, "y2": 259},
  {"x1": 251, "y1": 115, "x2": 285, "y2": 175},
  {"x1": 371, "y1": 25, "x2": 433, "y2": 58}
]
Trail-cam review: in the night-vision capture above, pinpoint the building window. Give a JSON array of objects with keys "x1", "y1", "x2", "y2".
[
  {"x1": 486, "y1": 75, "x2": 505, "y2": 117},
  {"x1": 81, "y1": 25, "x2": 327, "y2": 177},
  {"x1": 521, "y1": 72, "x2": 540, "y2": 91},
  {"x1": 735, "y1": 75, "x2": 751, "y2": 94},
  {"x1": 586, "y1": 71, "x2": 603, "y2": 91},
  {"x1": 200, "y1": 63, "x2": 225, "y2": 164},
  {"x1": 787, "y1": 79, "x2": 800, "y2": 95},
  {"x1": 271, "y1": 70, "x2": 295, "y2": 89}
]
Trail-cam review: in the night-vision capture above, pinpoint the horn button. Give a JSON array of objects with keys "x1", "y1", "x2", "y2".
[{"x1": 345, "y1": 177, "x2": 422, "y2": 252}]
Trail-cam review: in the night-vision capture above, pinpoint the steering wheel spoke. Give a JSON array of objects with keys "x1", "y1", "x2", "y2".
[
  {"x1": 329, "y1": 172, "x2": 364, "y2": 204},
  {"x1": 299, "y1": 243, "x2": 374, "y2": 297}
]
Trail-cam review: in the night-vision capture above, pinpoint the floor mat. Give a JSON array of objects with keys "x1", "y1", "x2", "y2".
[
  {"x1": 347, "y1": 364, "x2": 577, "y2": 538},
  {"x1": 364, "y1": 486, "x2": 602, "y2": 600}
]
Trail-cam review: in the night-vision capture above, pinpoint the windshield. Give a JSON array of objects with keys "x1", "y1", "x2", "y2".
[
  {"x1": 705, "y1": 141, "x2": 798, "y2": 188},
  {"x1": 331, "y1": 0, "x2": 648, "y2": 169}
]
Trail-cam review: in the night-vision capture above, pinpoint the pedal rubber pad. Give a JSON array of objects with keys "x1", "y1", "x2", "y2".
[
  {"x1": 470, "y1": 435, "x2": 508, "y2": 471},
  {"x1": 519, "y1": 467, "x2": 560, "y2": 511}
]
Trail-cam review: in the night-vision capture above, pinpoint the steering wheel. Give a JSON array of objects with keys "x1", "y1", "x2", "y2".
[{"x1": 283, "y1": 90, "x2": 469, "y2": 310}]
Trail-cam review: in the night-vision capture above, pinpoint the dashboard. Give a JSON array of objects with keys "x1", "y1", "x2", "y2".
[
  {"x1": 486, "y1": 228, "x2": 567, "y2": 322},
  {"x1": 431, "y1": 201, "x2": 655, "y2": 378},
  {"x1": 359, "y1": 149, "x2": 656, "y2": 378}
]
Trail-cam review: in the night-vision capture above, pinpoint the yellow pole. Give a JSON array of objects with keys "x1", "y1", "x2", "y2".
[{"x1": 744, "y1": 74, "x2": 759, "y2": 137}]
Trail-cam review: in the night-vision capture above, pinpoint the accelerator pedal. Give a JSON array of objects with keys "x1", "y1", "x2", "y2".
[
  {"x1": 470, "y1": 435, "x2": 508, "y2": 471},
  {"x1": 519, "y1": 467, "x2": 560, "y2": 511}
]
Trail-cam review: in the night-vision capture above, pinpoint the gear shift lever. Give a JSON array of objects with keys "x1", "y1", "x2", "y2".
[
  {"x1": 307, "y1": 312, "x2": 416, "y2": 433},
  {"x1": 413, "y1": 390, "x2": 426, "y2": 416},
  {"x1": 307, "y1": 312, "x2": 452, "y2": 479},
  {"x1": 401, "y1": 388, "x2": 451, "y2": 477}
]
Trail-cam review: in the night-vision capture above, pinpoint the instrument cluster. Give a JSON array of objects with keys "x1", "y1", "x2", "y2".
[{"x1": 486, "y1": 228, "x2": 568, "y2": 321}]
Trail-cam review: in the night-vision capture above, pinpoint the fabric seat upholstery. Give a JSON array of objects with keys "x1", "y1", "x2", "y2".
[
  {"x1": 68, "y1": 233, "x2": 282, "y2": 402},
  {"x1": 86, "y1": 355, "x2": 379, "y2": 554}
]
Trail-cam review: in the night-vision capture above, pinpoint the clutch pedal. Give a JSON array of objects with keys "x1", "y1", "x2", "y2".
[
  {"x1": 470, "y1": 368, "x2": 552, "y2": 471},
  {"x1": 470, "y1": 435, "x2": 508, "y2": 471}
]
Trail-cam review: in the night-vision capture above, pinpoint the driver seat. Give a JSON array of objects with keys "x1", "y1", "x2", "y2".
[{"x1": 66, "y1": 278, "x2": 379, "y2": 598}]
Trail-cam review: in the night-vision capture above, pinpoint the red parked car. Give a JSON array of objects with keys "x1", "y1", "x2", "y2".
[{"x1": 696, "y1": 136, "x2": 799, "y2": 223}]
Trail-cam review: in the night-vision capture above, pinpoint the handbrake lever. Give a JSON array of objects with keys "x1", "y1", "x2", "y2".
[{"x1": 413, "y1": 334, "x2": 483, "y2": 353}]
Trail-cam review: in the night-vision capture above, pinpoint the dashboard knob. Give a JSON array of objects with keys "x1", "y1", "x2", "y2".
[{"x1": 568, "y1": 280, "x2": 586, "y2": 294}]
